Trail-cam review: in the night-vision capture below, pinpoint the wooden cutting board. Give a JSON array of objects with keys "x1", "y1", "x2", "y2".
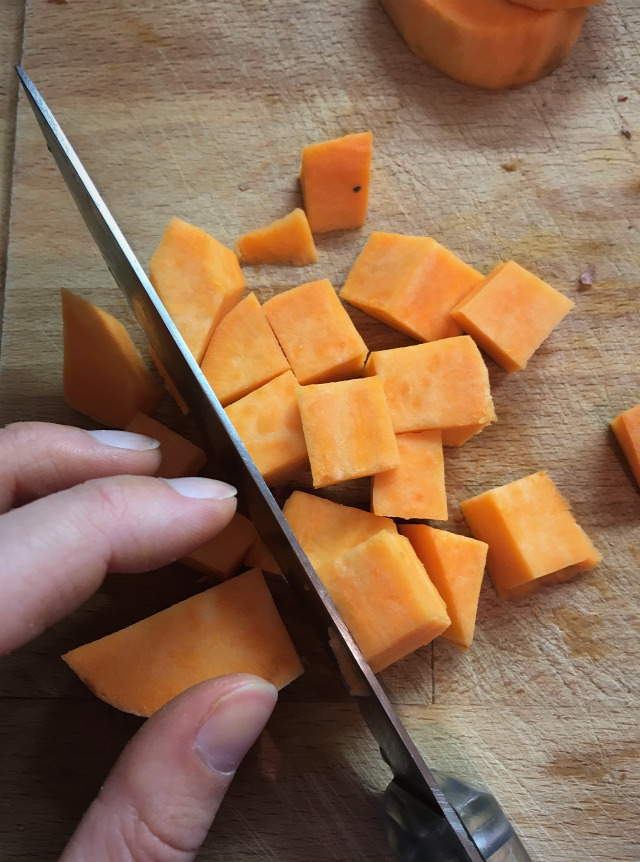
[{"x1": 1, "y1": 1, "x2": 639, "y2": 860}]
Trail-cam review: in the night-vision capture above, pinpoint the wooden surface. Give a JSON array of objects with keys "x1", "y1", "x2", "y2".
[{"x1": 1, "y1": 1, "x2": 640, "y2": 859}]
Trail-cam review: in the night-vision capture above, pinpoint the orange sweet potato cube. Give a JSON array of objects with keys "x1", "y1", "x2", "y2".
[
  {"x1": 451, "y1": 260, "x2": 574, "y2": 372},
  {"x1": 235, "y1": 208, "x2": 318, "y2": 266},
  {"x1": 364, "y1": 336, "x2": 495, "y2": 446},
  {"x1": 282, "y1": 490, "x2": 397, "y2": 570},
  {"x1": 125, "y1": 413, "x2": 206, "y2": 479},
  {"x1": 181, "y1": 512, "x2": 259, "y2": 581},
  {"x1": 400, "y1": 525, "x2": 487, "y2": 650},
  {"x1": 300, "y1": 131, "x2": 372, "y2": 233},
  {"x1": 225, "y1": 370, "x2": 308, "y2": 485},
  {"x1": 61, "y1": 289, "x2": 161, "y2": 429},
  {"x1": 460, "y1": 471, "x2": 602, "y2": 599},
  {"x1": 316, "y1": 531, "x2": 450, "y2": 672},
  {"x1": 372, "y1": 430, "x2": 447, "y2": 520},
  {"x1": 201, "y1": 293, "x2": 290, "y2": 406},
  {"x1": 611, "y1": 404, "x2": 640, "y2": 488},
  {"x1": 340, "y1": 232, "x2": 483, "y2": 342},
  {"x1": 149, "y1": 217, "x2": 246, "y2": 363},
  {"x1": 297, "y1": 377, "x2": 399, "y2": 488},
  {"x1": 262, "y1": 279, "x2": 368, "y2": 385},
  {"x1": 62, "y1": 569, "x2": 304, "y2": 716}
]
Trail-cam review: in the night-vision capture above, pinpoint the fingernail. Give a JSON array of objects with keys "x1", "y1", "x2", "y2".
[
  {"x1": 85, "y1": 429, "x2": 160, "y2": 451},
  {"x1": 194, "y1": 681, "x2": 278, "y2": 775},
  {"x1": 164, "y1": 476, "x2": 237, "y2": 500}
]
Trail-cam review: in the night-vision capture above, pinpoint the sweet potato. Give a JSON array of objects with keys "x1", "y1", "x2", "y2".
[
  {"x1": 300, "y1": 132, "x2": 372, "y2": 232},
  {"x1": 372, "y1": 430, "x2": 447, "y2": 521},
  {"x1": 611, "y1": 404, "x2": 640, "y2": 489},
  {"x1": 124, "y1": 413, "x2": 206, "y2": 479},
  {"x1": 262, "y1": 279, "x2": 368, "y2": 385},
  {"x1": 63, "y1": 569, "x2": 304, "y2": 716},
  {"x1": 61, "y1": 288, "x2": 161, "y2": 429},
  {"x1": 235, "y1": 208, "x2": 318, "y2": 266},
  {"x1": 182, "y1": 512, "x2": 259, "y2": 580},
  {"x1": 201, "y1": 292, "x2": 290, "y2": 407}
]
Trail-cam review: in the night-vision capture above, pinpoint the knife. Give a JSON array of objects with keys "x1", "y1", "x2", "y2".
[{"x1": 16, "y1": 66, "x2": 531, "y2": 862}]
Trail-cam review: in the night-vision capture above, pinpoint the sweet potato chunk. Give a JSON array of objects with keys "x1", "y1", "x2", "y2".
[
  {"x1": 300, "y1": 132, "x2": 372, "y2": 232},
  {"x1": 316, "y1": 531, "x2": 450, "y2": 672},
  {"x1": 340, "y1": 232, "x2": 483, "y2": 342},
  {"x1": 182, "y1": 512, "x2": 259, "y2": 580},
  {"x1": 611, "y1": 404, "x2": 640, "y2": 489},
  {"x1": 262, "y1": 279, "x2": 368, "y2": 385},
  {"x1": 149, "y1": 217, "x2": 246, "y2": 363},
  {"x1": 201, "y1": 293, "x2": 290, "y2": 407},
  {"x1": 372, "y1": 430, "x2": 447, "y2": 520},
  {"x1": 148, "y1": 344, "x2": 190, "y2": 415},
  {"x1": 225, "y1": 370, "x2": 308, "y2": 484},
  {"x1": 125, "y1": 413, "x2": 206, "y2": 479},
  {"x1": 61, "y1": 289, "x2": 161, "y2": 429},
  {"x1": 460, "y1": 471, "x2": 601, "y2": 598},
  {"x1": 235, "y1": 208, "x2": 318, "y2": 266},
  {"x1": 297, "y1": 377, "x2": 399, "y2": 488},
  {"x1": 400, "y1": 525, "x2": 487, "y2": 649},
  {"x1": 364, "y1": 336, "x2": 495, "y2": 445},
  {"x1": 452, "y1": 260, "x2": 574, "y2": 372},
  {"x1": 282, "y1": 490, "x2": 397, "y2": 570},
  {"x1": 63, "y1": 569, "x2": 304, "y2": 716}
]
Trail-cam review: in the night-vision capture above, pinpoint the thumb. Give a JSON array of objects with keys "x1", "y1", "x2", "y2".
[{"x1": 59, "y1": 674, "x2": 278, "y2": 862}]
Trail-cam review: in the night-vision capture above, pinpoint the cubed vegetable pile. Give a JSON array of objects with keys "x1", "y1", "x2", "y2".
[{"x1": 60, "y1": 130, "x2": 623, "y2": 718}]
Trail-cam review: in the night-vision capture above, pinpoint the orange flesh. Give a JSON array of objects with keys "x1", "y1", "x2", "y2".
[
  {"x1": 460, "y1": 471, "x2": 602, "y2": 598},
  {"x1": 400, "y1": 524, "x2": 487, "y2": 649},
  {"x1": 62, "y1": 569, "x2": 304, "y2": 716},
  {"x1": 379, "y1": 0, "x2": 586, "y2": 90},
  {"x1": 149, "y1": 217, "x2": 246, "y2": 363},
  {"x1": 340, "y1": 232, "x2": 483, "y2": 342},
  {"x1": 148, "y1": 344, "x2": 190, "y2": 415},
  {"x1": 372, "y1": 430, "x2": 447, "y2": 520},
  {"x1": 297, "y1": 376, "x2": 399, "y2": 488},
  {"x1": 262, "y1": 279, "x2": 368, "y2": 385},
  {"x1": 61, "y1": 288, "x2": 161, "y2": 429},
  {"x1": 225, "y1": 370, "x2": 308, "y2": 485},
  {"x1": 201, "y1": 292, "x2": 290, "y2": 407},
  {"x1": 452, "y1": 260, "x2": 574, "y2": 372},
  {"x1": 611, "y1": 405, "x2": 640, "y2": 488},
  {"x1": 300, "y1": 132, "x2": 372, "y2": 233},
  {"x1": 316, "y1": 531, "x2": 450, "y2": 672},
  {"x1": 125, "y1": 413, "x2": 206, "y2": 479},
  {"x1": 235, "y1": 208, "x2": 318, "y2": 266},
  {"x1": 181, "y1": 512, "x2": 259, "y2": 581},
  {"x1": 364, "y1": 336, "x2": 495, "y2": 443},
  {"x1": 282, "y1": 490, "x2": 397, "y2": 570}
]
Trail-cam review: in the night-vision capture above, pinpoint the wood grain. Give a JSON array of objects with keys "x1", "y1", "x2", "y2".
[{"x1": 1, "y1": 1, "x2": 639, "y2": 859}]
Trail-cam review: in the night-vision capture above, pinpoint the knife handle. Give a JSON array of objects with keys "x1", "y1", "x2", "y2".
[{"x1": 382, "y1": 773, "x2": 532, "y2": 862}]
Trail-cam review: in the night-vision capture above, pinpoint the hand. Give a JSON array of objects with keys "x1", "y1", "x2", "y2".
[{"x1": 0, "y1": 421, "x2": 278, "y2": 862}]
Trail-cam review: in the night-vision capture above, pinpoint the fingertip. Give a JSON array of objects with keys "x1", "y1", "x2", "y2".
[
  {"x1": 84, "y1": 429, "x2": 161, "y2": 451},
  {"x1": 163, "y1": 476, "x2": 238, "y2": 500}
]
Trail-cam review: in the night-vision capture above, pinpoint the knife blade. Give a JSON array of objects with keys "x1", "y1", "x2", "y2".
[{"x1": 16, "y1": 65, "x2": 498, "y2": 862}]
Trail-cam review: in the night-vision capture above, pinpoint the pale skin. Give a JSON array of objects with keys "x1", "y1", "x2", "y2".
[{"x1": 0, "y1": 421, "x2": 278, "y2": 862}]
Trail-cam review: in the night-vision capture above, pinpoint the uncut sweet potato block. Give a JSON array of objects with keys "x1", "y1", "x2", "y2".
[
  {"x1": 262, "y1": 279, "x2": 368, "y2": 385},
  {"x1": 297, "y1": 376, "x2": 399, "y2": 488},
  {"x1": 340, "y1": 232, "x2": 483, "y2": 342},
  {"x1": 401, "y1": 524, "x2": 487, "y2": 650},
  {"x1": 300, "y1": 132, "x2": 372, "y2": 233},
  {"x1": 452, "y1": 260, "x2": 574, "y2": 372},
  {"x1": 611, "y1": 404, "x2": 640, "y2": 489},
  {"x1": 61, "y1": 288, "x2": 161, "y2": 429},
  {"x1": 149, "y1": 217, "x2": 246, "y2": 363},
  {"x1": 379, "y1": 0, "x2": 586, "y2": 91},
  {"x1": 62, "y1": 569, "x2": 304, "y2": 717},
  {"x1": 364, "y1": 336, "x2": 495, "y2": 446},
  {"x1": 460, "y1": 471, "x2": 602, "y2": 599},
  {"x1": 282, "y1": 490, "x2": 397, "y2": 570},
  {"x1": 125, "y1": 413, "x2": 206, "y2": 479},
  {"x1": 201, "y1": 292, "x2": 290, "y2": 407},
  {"x1": 316, "y1": 530, "x2": 450, "y2": 673},
  {"x1": 372, "y1": 430, "x2": 447, "y2": 521},
  {"x1": 225, "y1": 370, "x2": 308, "y2": 485},
  {"x1": 235, "y1": 208, "x2": 318, "y2": 266}
]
